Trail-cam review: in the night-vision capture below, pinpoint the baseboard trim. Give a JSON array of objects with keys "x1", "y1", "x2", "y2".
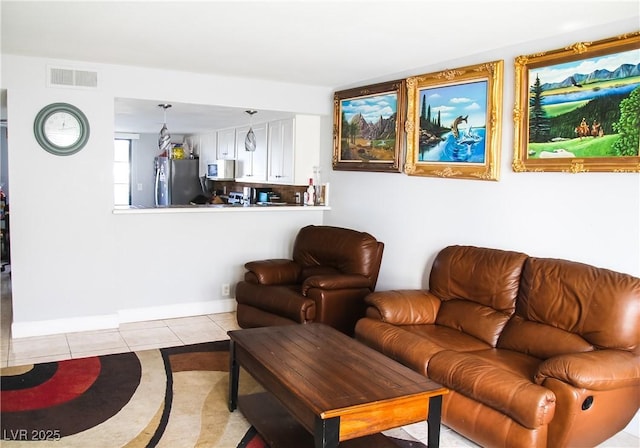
[
  {"x1": 118, "y1": 299, "x2": 236, "y2": 323},
  {"x1": 12, "y1": 314, "x2": 120, "y2": 339},
  {"x1": 11, "y1": 299, "x2": 237, "y2": 338}
]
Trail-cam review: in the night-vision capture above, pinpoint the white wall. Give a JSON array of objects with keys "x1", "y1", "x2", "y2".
[
  {"x1": 1, "y1": 54, "x2": 331, "y2": 336},
  {"x1": 323, "y1": 19, "x2": 640, "y2": 289}
]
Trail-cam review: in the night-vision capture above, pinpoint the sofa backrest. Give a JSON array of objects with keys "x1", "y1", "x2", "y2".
[
  {"x1": 498, "y1": 257, "x2": 640, "y2": 358},
  {"x1": 430, "y1": 245, "x2": 528, "y2": 346},
  {"x1": 292, "y1": 225, "x2": 384, "y2": 288}
]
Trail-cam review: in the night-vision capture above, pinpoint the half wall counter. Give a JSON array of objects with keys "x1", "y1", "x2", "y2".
[{"x1": 113, "y1": 204, "x2": 330, "y2": 214}]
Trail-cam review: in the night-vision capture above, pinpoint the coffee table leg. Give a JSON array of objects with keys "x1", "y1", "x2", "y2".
[
  {"x1": 228, "y1": 340, "x2": 239, "y2": 412},
  {"x1": 314, "y1": 416, "x2": 339, "y2": 448},
  {"x1": 427, "y1": 395, "x2": 443, "y2": 448}
]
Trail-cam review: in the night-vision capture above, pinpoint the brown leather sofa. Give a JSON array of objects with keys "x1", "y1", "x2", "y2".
[
  {"x1": 235, "y1": 225, "x2": 384, "y2": 335},
  {"x1": 355, "y1": 245, "x2": 640, "y2": 448}
]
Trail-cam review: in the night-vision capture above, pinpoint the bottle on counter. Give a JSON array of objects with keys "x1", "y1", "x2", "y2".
[{"x1": 305, "y1": 178, "x2": 316, "y2": 206}]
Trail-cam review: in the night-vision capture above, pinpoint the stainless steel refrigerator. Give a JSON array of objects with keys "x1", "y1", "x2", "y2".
[{"x1": 154, "y1": 157, "x2": 202, "y2": 206}]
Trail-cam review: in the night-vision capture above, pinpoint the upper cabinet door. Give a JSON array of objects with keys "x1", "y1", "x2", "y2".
[
  {"x1": 235, "y1": 123, "x2": 267, "y2": 182},
  {"x1": 267, "y1": 118, "x2": 294, "y2": 184},
  {"x1": 216, "y1": 128, "x2": 236, "y2": 160},
  {"x1": 199, "y1": 132, "x2": 216, "y2": 162}
]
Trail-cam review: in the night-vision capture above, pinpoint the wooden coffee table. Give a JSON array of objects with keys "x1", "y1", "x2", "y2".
[{"x1": 228, "y1": 323, "x2": 448, "y2": 448}]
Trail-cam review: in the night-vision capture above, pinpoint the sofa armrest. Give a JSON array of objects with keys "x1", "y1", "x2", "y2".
[
  {"x1": 301, "y1": 274, "x2": 371, "y2": 295},
  {"x1": 535, "y1": 350, "x2": 640, "y2": 390},
  {"x1": 364, "y1": 289, "x2": 441, "y2": 325},
  {"x1": 244, "y1": 259, "x2": 301, "y2": 285}
]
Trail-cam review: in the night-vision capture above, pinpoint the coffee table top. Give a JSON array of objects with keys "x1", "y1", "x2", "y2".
[{"x1": 228, "y1": 323, "x2": 447, "y2": 418}]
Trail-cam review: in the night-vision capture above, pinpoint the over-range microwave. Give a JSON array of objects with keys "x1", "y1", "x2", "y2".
[{"x1": 207, "y1": 159, "x2": 236, "y2": 180}]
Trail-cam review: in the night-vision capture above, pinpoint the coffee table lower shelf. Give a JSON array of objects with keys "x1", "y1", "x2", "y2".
[{"x1": 239, "y1": 392, "x2": 403, "y2": 448}]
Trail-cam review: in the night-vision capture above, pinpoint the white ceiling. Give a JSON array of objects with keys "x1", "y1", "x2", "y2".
[
  {"x1": 2, "y1": 0, "x2": 638, "y2": 133},
  {"x1": 113, "y1": 98, "x2": 295, "y2": 135}
]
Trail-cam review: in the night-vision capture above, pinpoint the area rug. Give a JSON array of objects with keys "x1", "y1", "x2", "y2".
[{"x1": 1, "y1": 341, "x2": 425, "y2": 447}]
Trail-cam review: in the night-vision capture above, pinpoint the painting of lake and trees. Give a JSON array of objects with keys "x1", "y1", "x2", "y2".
[
  {"x1": 418, "y1": 80, "x2": 488, "y2": 163},
  {"x1": 527, "y1": 48, "x2": 640, "y2": 159}
]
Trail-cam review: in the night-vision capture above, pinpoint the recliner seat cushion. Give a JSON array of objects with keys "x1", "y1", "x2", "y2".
[{"x1": 355, "y1": 318, "x2": 491, "y2": 375}]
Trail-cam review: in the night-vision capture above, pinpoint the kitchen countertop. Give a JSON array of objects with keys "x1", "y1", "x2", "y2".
[{"x1": 113, "y1": 203, "x2": 330, "y2": 214}]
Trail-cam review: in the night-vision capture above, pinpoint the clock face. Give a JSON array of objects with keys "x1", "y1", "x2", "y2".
[
  {"x1": 44, "y1": 112, "x2": 82, "y2": 147},
  {"x1": 34, "y1": 103, "x2": 90, "y2": 156}
]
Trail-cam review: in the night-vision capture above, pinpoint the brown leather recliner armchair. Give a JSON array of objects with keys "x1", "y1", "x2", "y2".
[{"x1": 235, "y1": 225, "x2": 384, "y2": 335}]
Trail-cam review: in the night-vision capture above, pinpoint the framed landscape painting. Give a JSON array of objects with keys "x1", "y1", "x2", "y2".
[
  {"x1": 333, "y1": 80, "x2": 406, "y2": 173},
  {"x1": 405, "y1": 60, "x2": 504, "y2": 180},
  {"x1": 513, "y1": 32, "x2": 640, "y2": 173}
]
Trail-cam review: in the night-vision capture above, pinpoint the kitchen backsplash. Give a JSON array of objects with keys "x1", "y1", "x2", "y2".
[{"x1": 207, "y1": 181, "x2": 310, "y2": 205}]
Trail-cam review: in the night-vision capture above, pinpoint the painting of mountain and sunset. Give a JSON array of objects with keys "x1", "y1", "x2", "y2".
[
  {"x1": 514, "y1": 33, "x2": 640, "y2": 172},
  {"x1": 333, "y1": 80, "x2": 405, "y2": 173},
  {"x1": 340, "y1": 93, "x2": 397, "y2": 161}
]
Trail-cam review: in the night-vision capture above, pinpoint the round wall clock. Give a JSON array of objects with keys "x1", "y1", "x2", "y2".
[{"x1": 34, "y1": 103, "x2": 90, "y2": 156}]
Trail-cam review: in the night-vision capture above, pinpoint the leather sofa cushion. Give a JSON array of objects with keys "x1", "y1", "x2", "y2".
[
  {"x1": 429, "y1": 349, "x2": 556, "y2": 429},
  {"x1": 293, "y1": 225, "x2": 383, "y2": 280},
  {"x1": 301, "y1": 265, "x2": 341, "y2": 280},
  {"x1": 436, "y1": 299, "x2": 513, "y2": 347},
  {"x1": 429, "y1": 245, "x2": 528, "y2": 312},
  {"x1": 365, "y1": 290, "x2": 441, "y2": 325},
  {"x1": 428, "y1": 246, "x2": 528, "y2": 346},
  {"x1": 498, "y1": 315, "x2": 594, "y2": 359},
  {"x1": 355, "y1": 318, "x2": 490, "y2": 376},
  {"x1": 502, "y1": 257, "x2": 640, "y2": 357}
]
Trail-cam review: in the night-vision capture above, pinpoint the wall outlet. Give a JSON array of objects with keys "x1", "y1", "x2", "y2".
[
  {"x1": 221, "y1": 283, "x2": 230, "y2": 297},
  {"x1": 137, "y1": 183, "x2": 143, "y2": 191}
]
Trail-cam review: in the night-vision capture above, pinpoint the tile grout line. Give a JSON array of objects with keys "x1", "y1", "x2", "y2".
[{"x1": 166, "y1": 324, "x2": 187, "y2": 347}]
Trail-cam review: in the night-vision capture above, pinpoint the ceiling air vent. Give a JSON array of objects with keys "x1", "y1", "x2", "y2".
[{"x1": 48, "y1": 66, "x2": 98, "y2": 89}]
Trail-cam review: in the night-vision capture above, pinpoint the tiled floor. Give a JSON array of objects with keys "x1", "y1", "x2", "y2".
[
  {"x1": 0, "y1": 269, "x2": 240, "y2": 367},
  {"x1": 0, "y1": 270, "x2": 637, "y2": 447}
]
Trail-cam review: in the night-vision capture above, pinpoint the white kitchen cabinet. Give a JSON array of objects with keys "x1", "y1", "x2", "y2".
[
  {"x1": 267, "y1": 118, "x2": 294, "y2": 183},
  {"x1": 235, "y1": 123, "x2": 267, "y2": 182},
  {"x1": 267, "y1": 115, "x2": 320, "y2": 185},
  {"x1": 198, "y1": 132, "x2": 216, "y2": 171},
  {"x1": 199, "y1": 132, "x2": 216, "y2": 160},
  {"x1": 216, "y1": 128, "x2": 236, "y2": 160}
]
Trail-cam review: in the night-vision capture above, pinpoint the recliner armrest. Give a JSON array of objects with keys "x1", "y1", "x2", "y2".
[
  {"x1": 244, "y1": 259, "x2": 301, "y2": 285},
  {"x1": 301, "y1": 274, "x2": 371, "y2": 295},
  {"x1": 364, "y1": 289, "x2": 441, "y2": 325},
  {"x1": 535, "y1": 350, "x2": 640, "y2": 390}
]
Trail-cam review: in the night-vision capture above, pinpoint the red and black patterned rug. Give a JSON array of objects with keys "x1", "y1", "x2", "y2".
[{"x1": 1, "y1": 340, "x2": 425, "y2": 447}]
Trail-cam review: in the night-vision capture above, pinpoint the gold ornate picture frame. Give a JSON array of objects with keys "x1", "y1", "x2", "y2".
[
  {"x1": 333, "y1": 80, "x2": 406, "y2": 173},
  {"x1": 405, "y1": 60, "x2": 503, "y2": 181},
  {"x1": 513, "y1": 32, "x2": 640, "y2": 173}
]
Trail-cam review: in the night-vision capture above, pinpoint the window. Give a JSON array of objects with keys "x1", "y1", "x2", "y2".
[{"x1": 114, "y1": 139, "x2": 131, "y2": 206}]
